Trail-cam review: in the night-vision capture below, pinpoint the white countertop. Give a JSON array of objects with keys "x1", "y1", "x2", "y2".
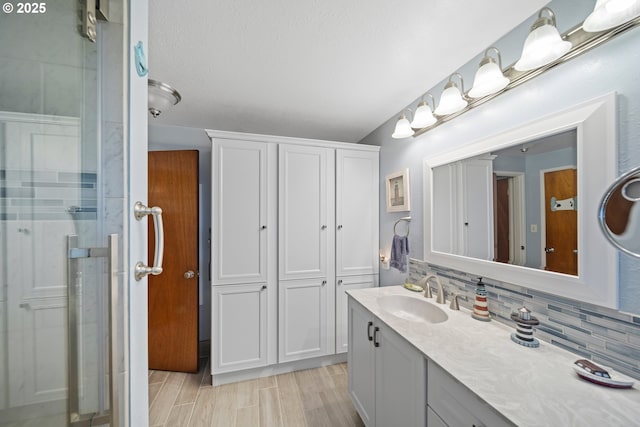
[{"x1": 348, "y1": 285, "x2": 640, "y2": 427}]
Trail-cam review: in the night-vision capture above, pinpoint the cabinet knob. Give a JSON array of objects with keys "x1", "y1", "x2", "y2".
[
  {"x1": 261, "y1": 225, "x2": 267, "y2": 230},
  {"x1": 261, "y1": 285, "x2": 267, "y2": 290},
  {"x1": 338, "y1": 279, "x2": 343, "y2": 285},
  {"x1": 322, "y1": 280, "x2": 327, "y2": 286},
  {"x1": 337, "y1": 224, "x2": 343, "y2": 230},
  {"x1": 321, "y1": 225, "x2": 327, "y2": 230}
]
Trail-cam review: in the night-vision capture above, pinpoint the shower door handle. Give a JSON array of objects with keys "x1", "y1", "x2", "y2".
[
  {"x1": 67, "y1": 234, "x2": 119, "y2": 427},
  {"x1": 134, "y1": 201, "x2": 164, "y2": 281}
]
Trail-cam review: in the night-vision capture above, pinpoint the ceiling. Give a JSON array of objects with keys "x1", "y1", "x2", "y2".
[{"x1": 148, "y1": 1, "x2": 548, "y2": 143}]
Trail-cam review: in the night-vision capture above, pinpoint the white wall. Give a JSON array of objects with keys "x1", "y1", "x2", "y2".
[
  {"x1": 359, "y1": 0, "x2": 640, "y2": 314},
  {"x1": 148, "y1": 124, "x2": 212, "y2": 341}
]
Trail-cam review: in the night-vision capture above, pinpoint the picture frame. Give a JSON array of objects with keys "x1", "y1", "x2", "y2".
[{"x1": 386, "y1": 169, "x2": 410, "y2": 212}]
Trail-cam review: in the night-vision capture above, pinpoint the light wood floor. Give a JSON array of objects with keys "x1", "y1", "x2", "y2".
[{"x1": 148, "y1": 359, "x2": 365, "y2": 427}]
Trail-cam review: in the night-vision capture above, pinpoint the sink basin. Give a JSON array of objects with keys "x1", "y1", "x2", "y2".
[{"x1": 377, "y1": 295, "x2": 448, "y2": 324}]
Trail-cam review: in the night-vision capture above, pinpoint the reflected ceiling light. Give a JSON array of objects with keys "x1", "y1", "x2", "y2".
[
  {"x1": 411, "y1": 94, "x2": 437, "y2": 128},
  {"x1": 148, "y1": 79, "x2": 182, "y2": 118},
  {"x1": 584, "y1": 0, "x2": 640, "y2": 32},
  {"x1": 434, "y1": 73, "x2": 467, "y2": 116},
  {"x1": 391, "y1": 110, "x2": 415, "y2": 139},
  {"x1": 514, "y1": 7, "x2": 572, "y2": 71},
  {"x1": 468, "y1": 47, "x2": 510, "y2": 99}
]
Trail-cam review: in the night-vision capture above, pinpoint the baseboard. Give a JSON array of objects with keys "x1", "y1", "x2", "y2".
[{"x1": 210, "y1": 353, "x2": 348, "y2": 386}]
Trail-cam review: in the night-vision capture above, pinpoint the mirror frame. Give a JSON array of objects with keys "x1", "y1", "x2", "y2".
[{"x1": 423, "y1": 93, "x2": 618, "y2": 309}]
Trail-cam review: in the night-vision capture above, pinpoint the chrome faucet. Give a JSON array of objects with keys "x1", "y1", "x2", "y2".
[{"x1": 422, "y1": 275, "x2": 445, "y2": 304}]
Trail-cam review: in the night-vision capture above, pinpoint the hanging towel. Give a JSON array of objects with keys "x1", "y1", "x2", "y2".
[{"x1": 389, "y1": 234, "x2": 409, "y2": 273}]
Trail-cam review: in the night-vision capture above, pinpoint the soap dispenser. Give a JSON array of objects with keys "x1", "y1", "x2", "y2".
[{"x1": 471, "y1": 277, "x2": 491, "y2": 322}]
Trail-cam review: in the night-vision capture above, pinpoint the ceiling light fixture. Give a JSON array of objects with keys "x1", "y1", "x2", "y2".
[
  {"x1": 411, "y1": 94, "x2": 437, "y2": 129},
  {"x1": 468, "y1": 47, "x2": 510, "y2": 99},
  {"x1": 434, "y1": 73, "x2": 467, "y2": 116},
  {"x1": 148, "y1": 79, "x2": 182, "y2": 118},
  {"x1": 583, "y1": 0, "x2": 640, "y2": 32},
  {"x1": 514, "y1": 7, "x2": 572, "y2": 71},
  {"x1": 392, "y1": 109, "x2": 415, "y2": 139}
]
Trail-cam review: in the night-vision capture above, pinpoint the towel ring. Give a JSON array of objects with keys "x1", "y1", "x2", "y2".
[{"x1": 394, "y1": 216, "x2": 411, "y2": 237}]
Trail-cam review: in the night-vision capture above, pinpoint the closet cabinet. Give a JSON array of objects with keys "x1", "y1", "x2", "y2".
[
  {"x1": 348, "y1": 298, "x2": 426, "y2": 427},
  {"x1": 211, "y1": 139, "x2": 278, "y2": 375},
  {"x1": 210, "y1": 130, "x2": 378, "y2": 377}
]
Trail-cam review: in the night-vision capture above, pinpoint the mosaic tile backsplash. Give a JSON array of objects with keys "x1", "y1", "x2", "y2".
[
  {"x1": 0, "y1": 169, "x2": 97, "y2": 221},
  {"x1": 409, "y1": 259, "x2": 640, "y2": 380}
]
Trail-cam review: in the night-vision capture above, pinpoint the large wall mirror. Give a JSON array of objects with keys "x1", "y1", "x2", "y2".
[{"x1": 423, "y1": 93, "x2": 618, "y2": 309}]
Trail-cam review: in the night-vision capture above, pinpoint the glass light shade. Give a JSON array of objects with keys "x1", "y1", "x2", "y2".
[
  {"x1": 411, "y1": 102, "x2": 437, "y2": 128},
  {"x1": 468, "y1": 61, "x2": 510, "y2": 98},
  {"x1": 514, "y1": 24, "x2": 572, "y2": 71},
  {"x1": 392, "y1": 115, "x2": 414, "y2": 139},
  {"x1": 583, "y1": 0, "x2": 640, "y2": 32},
  {"x1": 148, "y1": 79, "x2": 182, "y2": 118},
  {"x1": 434, "y1": 84, "x2": 467, "y2": 116}
]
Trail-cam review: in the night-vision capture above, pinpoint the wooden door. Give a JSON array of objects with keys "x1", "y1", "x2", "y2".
[
  {"x1": 148, "y1": 150, "x2": 199, "y2": 372},
  {"x1": 495, "y1": 177, "x2": 510, "y2": 263},
  {"x1": 544, "y1": 168, "x2": 577, "y2": 275}
]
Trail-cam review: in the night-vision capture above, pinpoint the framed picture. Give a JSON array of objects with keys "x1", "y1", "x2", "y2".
[{"x1": 386, "y1": 169, "x2": 410, "y2": 212}]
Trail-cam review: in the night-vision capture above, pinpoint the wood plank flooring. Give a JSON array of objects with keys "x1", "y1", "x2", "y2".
[{"x1": 149, "y1": 359, "x2": 365, "y2": 427}]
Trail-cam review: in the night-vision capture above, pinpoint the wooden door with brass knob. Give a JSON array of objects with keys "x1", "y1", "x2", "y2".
[
  {"x1": 543, "y1": 168, "x2": 577, "y2": 276},
  {"x1": 148, "y1": 150, "x2": 199, "y2": 372}
]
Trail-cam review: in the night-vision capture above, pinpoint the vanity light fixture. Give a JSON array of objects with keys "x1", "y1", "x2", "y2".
[
  {"x1": 411, "y1": 94, "x2": 437, "y2": 128},
  {"x1": 468, "y1": 47, "x2": 510, "y2": 98},
  {"x1": 514, "y1": 7, "x2": 572, "y2": 71},
  {"x1": 583, "y1": 0, "x2": 640, "y2": 32},
  {"x1": 148, "y1": 79, "x2": 182, "y2": 118},
  {"x1": 434, "y1": 73, "x2": 468, "y2": 116},
  {"x1": 392, "y1": 109, "x2": 415, "y2": 139}
]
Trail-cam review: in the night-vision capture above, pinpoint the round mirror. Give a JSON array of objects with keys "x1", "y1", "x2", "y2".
[{"x1": 599, "y1": 166, "x2": 640, "y2": 257}]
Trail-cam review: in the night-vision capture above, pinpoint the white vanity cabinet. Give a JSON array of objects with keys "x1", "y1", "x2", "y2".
[
  {"x1": 427, "y1": 359, "x2": 514, "y2": 427},
  {"x1": 348, "y1": 298, "x2": 426, "y2": 427}
]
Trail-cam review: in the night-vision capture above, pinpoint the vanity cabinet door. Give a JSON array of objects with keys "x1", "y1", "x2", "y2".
[
  {"x1": 279, "y1": 277, "x2": 334, "y2": 362},
  {"x1": 348, "y1": 299, "x2": 375, "y2": 426},
  {"x1": 211, "y1": 283, "x2": 269, "y2": 374},
  {"x1": 336, "y1": 275, "x2": 377, "y2": 354},
  {"x1": 375, "y1": 322, "x2": 426, "y2": 427},
  {"x1": 428, "y1": 359, "x2": 514, "y2": 427}
]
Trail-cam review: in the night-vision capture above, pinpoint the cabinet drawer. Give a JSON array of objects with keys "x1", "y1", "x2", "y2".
[{"x1": 428, "y1": 360, "x2": 514, "y2": 427}]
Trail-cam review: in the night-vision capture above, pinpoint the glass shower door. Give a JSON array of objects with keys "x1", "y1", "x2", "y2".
[{"x1": 0, "y1": 1, "x2": 120, "y2": 425}]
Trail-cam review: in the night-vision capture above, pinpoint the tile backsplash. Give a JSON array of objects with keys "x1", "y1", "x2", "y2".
[{"x1": 409, "y1": 259, "x2": 640, "y2": 380}]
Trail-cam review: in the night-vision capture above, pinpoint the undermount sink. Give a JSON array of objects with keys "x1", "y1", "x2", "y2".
[{"x1": 377, "y1": 295, "x2": 448, "y2": 324}]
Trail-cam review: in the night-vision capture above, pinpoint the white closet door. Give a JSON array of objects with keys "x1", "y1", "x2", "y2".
[
  {"x1": 278, "y1": 144, "x2": 334, "y2": 280},
  {"x1": 278, "y1": 277, "x2": 334, "y2": 362},
  {"x1": 336, "y1": 149, "x2": 379, "y2": 277},
  {"x1": 212, "y1": 283, "x2": 269, "y2": 373},
  {"x1": 213, "y1": 140, "x2": 274, "y2": 285}
]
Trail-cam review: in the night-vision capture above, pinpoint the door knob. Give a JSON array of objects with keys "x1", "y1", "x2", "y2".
[
  {"x1": 545, "y1": 247, "x2": 555, "y2": 253},
  {"x1": 184, "y1": 270, "x2": 196, "y2": 279}
]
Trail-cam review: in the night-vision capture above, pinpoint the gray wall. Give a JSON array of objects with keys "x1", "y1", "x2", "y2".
[{"x1": 360, "y1": 0, "x2": 640, "y2": 314}]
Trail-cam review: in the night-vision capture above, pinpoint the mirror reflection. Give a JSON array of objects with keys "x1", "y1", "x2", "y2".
[{"x1": 432, "y1": 129, "x2": 578, "y2": 275}]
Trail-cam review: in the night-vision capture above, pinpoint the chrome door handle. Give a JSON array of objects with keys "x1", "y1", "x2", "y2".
[
  {"x1": 184, "y1": 270, "x2": 196, "y2": 279},
  {"x1": 134, "y1": 201, "x2": 164, "y2": 281}
]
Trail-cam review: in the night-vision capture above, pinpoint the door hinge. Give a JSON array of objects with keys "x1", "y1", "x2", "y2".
[{"x1": 79, "y1": 0, "x2": 109, "y2": 43}]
